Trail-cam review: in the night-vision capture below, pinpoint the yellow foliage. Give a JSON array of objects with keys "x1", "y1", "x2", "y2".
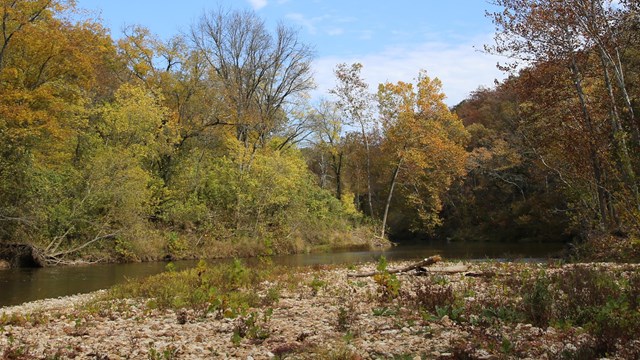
[{"x1": 377, "y1": 71, "x2": 469, "y2": 230}]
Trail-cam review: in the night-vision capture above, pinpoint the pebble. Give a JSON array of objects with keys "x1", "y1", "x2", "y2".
[{"x1": 0, "y1": 261, "x2": 637, "y2": 358}]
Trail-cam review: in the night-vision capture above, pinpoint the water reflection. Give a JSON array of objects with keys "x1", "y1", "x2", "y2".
[{"x1": 0, "y1": 241, "x2": 566, "y2": 307}]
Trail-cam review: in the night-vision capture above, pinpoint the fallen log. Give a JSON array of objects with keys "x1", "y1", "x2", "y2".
[{"x1": 347, "y1": 255, "x2": 443, "y2": 278}]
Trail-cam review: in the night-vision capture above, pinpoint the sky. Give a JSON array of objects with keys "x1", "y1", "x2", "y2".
[{"x1": 76, "y1": 0, "x2": 506, "y2": 106}]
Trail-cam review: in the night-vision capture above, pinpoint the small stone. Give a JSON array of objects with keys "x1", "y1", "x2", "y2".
[{"x1": 440, "y1": 315, "x2": 453, "y2": 326}]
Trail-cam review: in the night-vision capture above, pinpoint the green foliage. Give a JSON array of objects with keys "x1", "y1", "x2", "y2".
[
  {"x1": 109, "y1": 260, "x2": 271, "y2": 317},
  {"x1": 163, "y1": 143, "x2": 362, "y2": 258},
  {"x1": 373, "y1": 256, "x2": 401, "y2": 300},
  {"x1": 164, "y1": 262, "x2": 176, "y2": 273},
  {"x1": 481, "y1": 305, "x2": 522, "y2": 323},
  {"x1": 434, "y1": 305, "x2": 464, "y2": 322},
  {"x1": 521, "y1": 273, "x2": 552, "y2": 327},
  {"x1": 224, "y1": 259, "x2": 250, "y2": 289},
  {"x1": 148, "y1": 346, "x2": 179, "y2": 360},
  {"x1": 336, "y1": 302, "x2": 357, "y2": 333},
  {"x1": 376, "y1": 255, "x2": 389, "y2": 272},
  {"x1": 512, "y1": 267, "x2": 640, "y2": 355},
  {"x1": 372, "y1": 307, "x2": 397, "y2": 316},
  {"x1": 166, "y1": 232, "x2": 187, "y2": 257},
  {"x1": 231, "y1": 309, "x2": 273, "y2": 344},
  {"x1": 309, "y1": 276, "x2": 326, "y2": 296}
]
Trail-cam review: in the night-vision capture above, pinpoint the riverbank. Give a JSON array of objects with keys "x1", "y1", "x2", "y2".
[
  {"x1": 0, "y1": 226, "x2": 391, "y2": 269},
  {"x1": 1, "y1": 260, "x2": 639, "y2": 359}
]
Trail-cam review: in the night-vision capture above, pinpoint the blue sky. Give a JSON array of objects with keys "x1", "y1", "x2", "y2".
[{"x1": 77, "y1": 0, "x2": 505, "y2": 105}]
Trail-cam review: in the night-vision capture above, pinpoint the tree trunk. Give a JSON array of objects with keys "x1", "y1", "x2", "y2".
[
  {"x1": 347, "y1": 255, "x2": 442, "y2": 277},
  {"x1": 569, "y1": 59, "x2": 609, "y2": 229},
  {"x1": 332, "y1": 151, "x2": 343, "y2": 200},
  {"x1": 381, "y1": 158, "x2": 402, "y2": 238},
  {"x1": 361, "y1": 125, "x2": 375, "y2": 217},
  {"x1": 599, "y1": 51, "x2": 639, "y2": 213}
]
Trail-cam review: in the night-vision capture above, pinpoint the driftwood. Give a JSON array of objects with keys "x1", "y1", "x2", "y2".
[{"x1": 347, "y1": 255, "x2": 443, "y2": 278}]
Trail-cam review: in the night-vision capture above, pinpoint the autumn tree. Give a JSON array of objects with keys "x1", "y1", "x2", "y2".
[
  {"x1": 487, "y1": 0, "x2": 640, "y2": 231},
  {"x1": 307, "y1": 100, "x2": 347, "y2": 199},
  {"x1": 442, "y1": 85, "x2": 573, "y2": 243},
  {"x1": 0, "y1": 0, "x2": 130, "y2": 263},
  {"x1": 377, "y1": 72, "x2": 468, "y2": 237},
  {"x1": 331, "y1": 63, "x2": 377, "y2": 216},
  {"x1": 0, "y1": 2, "x2": 380, "y2": 265}
]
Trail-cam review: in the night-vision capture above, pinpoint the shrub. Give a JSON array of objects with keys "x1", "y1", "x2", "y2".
[
  {"x1": 517, "y1": 266, "x2": 640, "y2": 356},
  {"x1": 109, "y1": 260, "x2": 266, "y2": 316},
  {"x1": 401, "y1": 277, "x2": 458, "y2": 315},
  {"x1": 373, "y1": 256, "x2": 401, "y2": 300},
  {"x1": 521, "y1": 273, "x2": 552, "y2": 327}
]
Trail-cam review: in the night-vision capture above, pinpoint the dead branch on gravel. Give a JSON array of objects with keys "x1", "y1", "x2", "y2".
[{"x1": 347, "y1": 255, "x2": 443, "y2": 278}]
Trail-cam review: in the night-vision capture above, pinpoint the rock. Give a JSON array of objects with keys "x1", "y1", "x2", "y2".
[
  {"x1": 563, "y1": 343, "x2": 578, "y2": 353},
  {"x1": 2, "y1": 260, "x2": 638, "y2": 359},
  {"x1": 440, "y1": 315, "x2": 453, "y2": 327}
]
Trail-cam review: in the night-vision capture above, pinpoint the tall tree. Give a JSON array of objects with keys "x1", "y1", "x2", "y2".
[
  {"x1": 486, "y1": 0, "x2": 640, "y2": 229},
  {"x1": 377, "y1": 72, "x2": 467, "y2": 237},
  {"x1": 309, "y1": 100, "x2": 345, "y2": 199},
  {"x1": 190, "y1": 8, "x2": 314, "y2": 154},
  {"x1": 331, "y1": 63, "x2": 376, "y2": 216}
]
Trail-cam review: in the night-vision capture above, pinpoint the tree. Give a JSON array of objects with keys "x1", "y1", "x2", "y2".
[
  {"x1": 0, "y1": 0, "x2": 71, "y2": 70},
  {"x1": 190, "y1": 8, "x2": 314, "y2": 153},
  {"x1": 0, "y1": 0, "x2": 119, "y2": 249},
  {"x1": 331, "y1": 63, "x2": 376, "y2": 216},
  {"x1": 308, "y1": 100, "x2": 345, "y2": 199},
  {"x1": 442, "y1": 86, "x2": 573, "y2": 243},
  {"x1": 486, "y1": 0, "x2": 640, "y2": 230},
  {"x1": 377, "y1": 72, "x2": 467, "y2": 237}
]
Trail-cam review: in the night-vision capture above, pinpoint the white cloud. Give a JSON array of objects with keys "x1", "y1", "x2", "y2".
[
  {"x1": 248, "y1": 0, "x2": 268, "y2": 10},
  {"x1": 311, "y1": 34, "x2": 505, "y2": 106},
  {"x1": 286, "y1": 13, "x2": 319, "y2": 34},
  {"x1": 286, "y1": 13, "x2": 347, "y2": 37}
]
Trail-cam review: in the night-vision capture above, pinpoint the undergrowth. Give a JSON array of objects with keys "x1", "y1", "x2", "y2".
[{"x1": 107, "y1": 259, "x2": 282, "y2": 319}]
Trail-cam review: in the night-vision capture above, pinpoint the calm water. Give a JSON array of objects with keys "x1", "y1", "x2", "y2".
[{"x1": 0, "y1": 241, "x2": 566, "y2": 307}]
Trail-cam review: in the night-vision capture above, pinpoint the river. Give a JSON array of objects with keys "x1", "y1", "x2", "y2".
[{"x1": 0, "y1": 241, "x2": 566, "y2": 307}]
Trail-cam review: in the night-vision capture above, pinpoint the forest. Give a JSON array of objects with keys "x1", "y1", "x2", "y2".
[{"x1": 0, "y1": 0, "x2": 639, "y2": 266}]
